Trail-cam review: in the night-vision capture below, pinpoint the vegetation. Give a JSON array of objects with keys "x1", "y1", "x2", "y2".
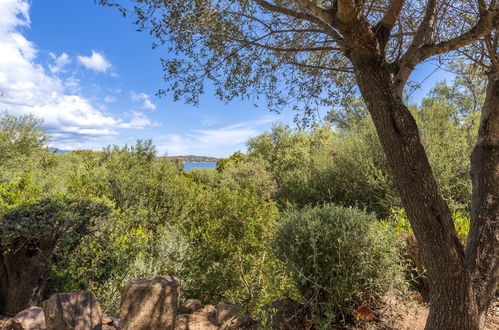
[
  {"x1": 96, "y1": 0, "x2": 498, "y2": 328},
  {"x1": 0, "y1": 74, "x2": 489, "y2": 327},
  {"x1": 275, "y1": 204, "x2": 406, "y2": 326}
]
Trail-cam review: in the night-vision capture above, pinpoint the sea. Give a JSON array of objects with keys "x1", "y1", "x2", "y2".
[{"x1": 183, "y1": 162, "x2": 217, "y2": 171}]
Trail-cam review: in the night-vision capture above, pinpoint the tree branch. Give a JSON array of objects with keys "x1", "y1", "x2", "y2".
[
  {"x1": 294, "y1": 0, "x2": 331, "y2": 21},
  {"x1": 253, "y1": 0, "x2": 344, "y2": 42},
  {"x1": 374, "y1": 0, "x2": 405, "y2": 48},
  {"x1": 393, "y1": 0, "x2": 450, "y2": 96},
  {"x1": 417, "y1": 8, "x2": 499, "y2": 62},
  {"x1": 286, "y1": 60, "x2": 354, "y2": 72},
  {"x1": 228, "y1": 37, "x2": 342, "y2": 52},
  {"x1": 336, "y1": 0, "x2": 357, "y2": 23}
]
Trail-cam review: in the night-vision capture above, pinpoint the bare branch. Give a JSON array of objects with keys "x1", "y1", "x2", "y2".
[
  {"x1": 393, "y1": 0, "x2": 449, "y2": 95},
  {"x1": 286, "y1": 60, "x2": 354, "y2": 72},
  {"x1": 380, "y1": 0, "x2": 405, "y2": 28},
  {"x1": 374, "y1": 0, "x2": 406, "y2": 48},
  {"x1": 405, "y1": 0, "x2": 438, "y2": 58},
  {"x1": 418, "y1": 8, "x2": 499, "y2": 62},
  {"x1": 228, "y1": 37, "x2": 342, "y2": 52},
  {"x1": 293, "y1": 0, "x2": 331, "y2": 21},
  {"x1": 253, "y1": 0, "x2": 344, "y2": 42}
]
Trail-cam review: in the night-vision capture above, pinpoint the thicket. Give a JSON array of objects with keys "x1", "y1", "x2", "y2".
[
  {"x1": 0, "y1": 79, "x2": 478, "y2": 326},
  {"x1": 275, "y1": 204, "x2": 406, "y2": 326}
]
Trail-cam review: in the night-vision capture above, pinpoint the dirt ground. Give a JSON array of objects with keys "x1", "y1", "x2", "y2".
[{"x1": 350, "y1": 296, "x2": 499, "y2": 330}]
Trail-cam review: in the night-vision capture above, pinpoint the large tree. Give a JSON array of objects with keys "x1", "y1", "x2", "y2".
[{"x1": 99, "y1": 1, "x2": 498, "y2": 328}]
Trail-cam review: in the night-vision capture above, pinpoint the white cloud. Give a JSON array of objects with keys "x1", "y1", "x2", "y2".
[
  {"x1": 119, "y1": 111, "x2": 161, "y2": 130},
  {"x1": 156, "y1": 116, "x2": 275, "y2": 156},
  {"x1": 77, "y1": 50, "x2": 112, "y2": 73},
  {"x1": 130, "y1": 91, "x2": 157, "y2": 110},
  {"x1": 103, "y1": 96, "x2": 116, "y2": 103},
  {"x1": 0, "y1": 0, "x2": 159, "y2": 149},
  {"x1": 201, "y1": 116, "x2": 218, "y2": 127},
  {"x1": 48, "y1": 52, "x2": 70, "y2": 73}
]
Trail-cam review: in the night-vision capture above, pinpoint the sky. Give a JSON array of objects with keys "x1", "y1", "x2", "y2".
[{"x1": 0, "y1": 0, "x2": 454, "y2": 157}]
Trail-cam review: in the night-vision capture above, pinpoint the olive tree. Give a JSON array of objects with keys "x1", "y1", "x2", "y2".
[{"x1": 98, "y1": 1, "x2": 498, "y2": 328}]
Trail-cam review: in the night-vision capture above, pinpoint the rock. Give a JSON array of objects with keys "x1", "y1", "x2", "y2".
[
  {"x1": 215, "y1": 302, "x2": 252, "y2": 328},
  {"x1": 11, "y1": 307, "x2": 46, "y2": 330},
  {"x1": 100, "y1": 317, "x2": 121, "y2": 330},
  {"x1": 101, "y1": 323, "x2": 120, "y2": 330},
  {"x1": 178, "y1": 299, "x2": 202, "y2": 314},
  {"x1": 0, "y1": 317, "x2": 13, "y2": 330},
  {"x1": 42, "y1": 291, "x2": 102, "y2": 330},
  {"x1": 120, "y1": 276, "x2": 179, "y2": 330},
  {"x1": 201, "y1": 305, "x2": 216, "y2": 315},
  {"x1": 175, "y1": 305, "x2": 217, "y2": 330}
]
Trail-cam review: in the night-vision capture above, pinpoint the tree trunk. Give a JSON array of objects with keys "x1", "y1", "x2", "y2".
[
  {"x1": 467, "y1": 70, "x2": 499, "y2": 327},
  {"x1": 0, "y1": 231, "x2": 57, "y2": 315},
  {"x1": 350, "y1": 54, "x2": 484, "y2": 329}
]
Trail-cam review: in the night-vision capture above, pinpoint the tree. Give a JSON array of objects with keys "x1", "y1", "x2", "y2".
[
  {"x1": 0, "y1": 189, "x2": 110, "y2": 314},
  {"x1": 0, "y1": 112, "x2": 47, "y2": 166},
  {"x1": 98, "y1": 1, "x2": 498, "y2": 328}
]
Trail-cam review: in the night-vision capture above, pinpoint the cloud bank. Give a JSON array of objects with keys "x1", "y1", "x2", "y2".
[
  {"x1": 157, "y1": 116, "x2": 276, "y2": 157},
  {"x1": 0, "y1": 0, "x2": 158, "y2": 150}
]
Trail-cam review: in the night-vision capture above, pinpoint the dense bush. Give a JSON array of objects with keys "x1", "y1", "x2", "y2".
[
  {"x1": 181, "y1": 187, "x2": 296, "y2": 313},
  {"x1": 274, "y1": 204, "x2": 406, "y2": 325},
  {"x1": 0, "y1": 78, "x2": 482, "y2": 324},
  {"x1": 246, "y1": 123, "x2": 397, "y2": 215}
]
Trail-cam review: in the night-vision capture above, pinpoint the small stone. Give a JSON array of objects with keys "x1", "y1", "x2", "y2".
[
  {"x1": 178, "y1": 299, "x2": 202, "y2": 314},
  {"x1": 201, "y1": 305, "x2": 216, "y2": 314},
  {"x1": 174, "y1": 305, "x2": 217, "y2": 330},
  {"x1": 216, "y1": 302, "x2": 252, "y2": 328}
]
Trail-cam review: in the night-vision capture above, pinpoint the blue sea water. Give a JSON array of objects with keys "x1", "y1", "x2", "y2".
[{"x1": 183, "y1": 162, "x2": 217, "y2": 171}]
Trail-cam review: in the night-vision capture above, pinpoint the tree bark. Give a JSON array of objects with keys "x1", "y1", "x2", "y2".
[
  {"x1": 467, "y1": 70, "x2": 499, "y2": 327},
  {"x1": 350, "y1": 53, "x2": 483, "y2": 329},
  {"x1": 0, "y1": 231, "x2": 58, "y2": 315}
]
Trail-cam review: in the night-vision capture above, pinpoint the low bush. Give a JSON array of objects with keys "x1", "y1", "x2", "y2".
[{"x1": 274, "y1": 204, "x2": 406, "y2": 325}]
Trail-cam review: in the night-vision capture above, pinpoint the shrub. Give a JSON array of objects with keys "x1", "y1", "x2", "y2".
[
  {"x1": 181, "y1": 187, "x2": 296, "y2": 314},
  {"x1": 274, "y1": 204, "x2": 405, "y2": 325}
]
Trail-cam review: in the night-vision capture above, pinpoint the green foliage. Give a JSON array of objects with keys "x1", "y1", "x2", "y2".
[
  {"x1": 390, "y1": 207, "x2": 470, "y2": 245},
  {"x1": 0, "y1": 76, "x2": 483, "y2": 323},
  {"x1": 216, "y1": 156, "x2": 277, "y2": 199},
  {"x1": 247, "y1": 122, "x2": 396, "y2": 215},
  {"x1": 1, "y1": 195, "x2": 110, "y2": 256},
  {"x1": 415, "y1": 82, "x2": 479, "y2": 211},
  {"x1": 0, "y1": 112, "x2": 56, "y2": 184},
  {"x1": 0, "y1": 112, "x2": 48, "y2": 163},
  {"x1": 47, "y1": 211, "x2": 187, "y2": 315},
  {"x1": 181, "y1": 187, "x2": 296, "y2": 313},
  {"x1": 274, "y1": 204, "x2": 406, "y2": 324},
  {"x1": 215, "y1": 151, "x2": 245, "y2": 173},
  {"x1": 0, "y1": 176, "x2": 42, "y2": 213}
]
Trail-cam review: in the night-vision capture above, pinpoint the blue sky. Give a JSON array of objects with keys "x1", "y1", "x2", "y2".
[{"x1": 0, "y1": 0, "x2": 453, "y2": 157}]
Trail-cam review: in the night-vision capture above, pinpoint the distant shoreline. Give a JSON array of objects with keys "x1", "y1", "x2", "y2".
[{"x1": 167, "y1": 155, "x2": 218, "y2": 163}]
